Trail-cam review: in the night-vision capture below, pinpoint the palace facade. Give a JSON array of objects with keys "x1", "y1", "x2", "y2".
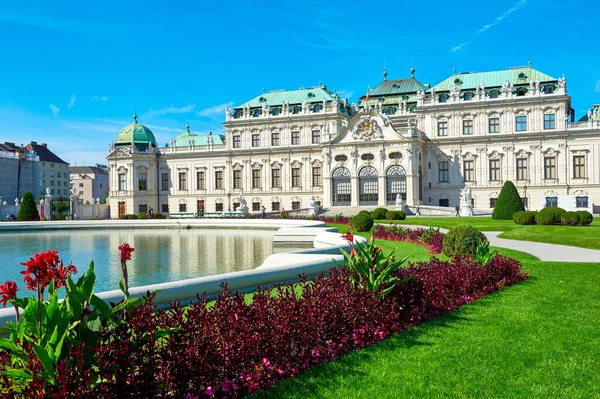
[{"x1": 107, "y1": 65, "x2": 600, "y2": 218}]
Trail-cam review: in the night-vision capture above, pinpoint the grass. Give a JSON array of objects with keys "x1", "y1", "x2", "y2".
[
  {"x1": 250, "y1": 240, "x2": 600, "y2": 399},
  {"x1": 378, "y1": 217, "x2": 600, "y2": 250}
]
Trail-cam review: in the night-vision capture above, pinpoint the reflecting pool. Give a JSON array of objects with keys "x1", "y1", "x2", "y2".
[{"x1": 0, "y1": 229, "x2": 277, "y2": 293}]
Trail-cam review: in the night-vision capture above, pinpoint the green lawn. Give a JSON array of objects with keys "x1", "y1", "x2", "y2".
[
  {"x1": 250, "y1": 239, "x2": 600, "y2": 399},
  {"x1": 379, "y1": 217, "x2": 600, "y2": 250}
]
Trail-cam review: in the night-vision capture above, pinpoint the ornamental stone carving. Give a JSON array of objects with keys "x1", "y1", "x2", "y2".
[{"x1": 351, "y1": 116, "x2": 384, "y2": 141}]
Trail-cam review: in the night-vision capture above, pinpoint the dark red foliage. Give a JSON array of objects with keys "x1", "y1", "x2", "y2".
[
  {"x1": 373, "y1": 225, "x2": 445, "y2": 254},
  {"x1": 1, "y1": 256, "x2": 528, "y2": 398}
]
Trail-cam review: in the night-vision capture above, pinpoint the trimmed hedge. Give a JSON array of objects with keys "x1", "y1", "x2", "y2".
[
  {"x1": 442, "y1": 226, "x2": 487, "y2": 258},
  {"x1": 17, "y1": 192, "x2": 40, "y2": 221},
  {"x1": 513, "y1": 211, "x2": 537, "y2": 225},
  {"x1": 577, "y1": 211, "x2": 593, "y2": 226},
  {"x1": 492, "y1": 181, "x2": 525, "y2": 220},
  {"x1": 561, "y1": 212, "x2": 581, "y2": 226},
  {"x1": 371, "y1": 208, "x2": 389, "y2": 220},
  {"x1": 536, "y1": 206, "x2": 566, "y2": 225},
  {"x1": 351, "y1": 213, "x2": 374, "y2": 232},
  {"x1": 385, "y1": 210, "x2": 406, "y2": 220}
]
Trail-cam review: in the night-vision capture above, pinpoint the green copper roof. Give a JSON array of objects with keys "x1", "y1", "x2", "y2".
[
  {"x1": 430, "y1": 67, "x2": 557, "y2": 92},
  {"x1": 115, "y1": 115, "x2": 157, "y2": 146},
  {"x1": 578, "y1": 105, "x2": 600, "y2": 121},
  {"x1": 359, "y1": 78, "x2": 429, "y2": 99},
  {"x1": 236, "y1": 86, "x2": 338, "y2": 108},
  {"x1": 173, "y1": 127, "x2": 225, "y2": 147}
]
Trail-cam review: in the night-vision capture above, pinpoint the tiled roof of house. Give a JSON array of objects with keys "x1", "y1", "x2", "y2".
[
  {"x1": 25, "y1": 142, "x2": 68, "y2": 164},
  {"x1": 430, "y1": 66, "x2": 557, "y2": 92},
  {"x1": 236, "y1": 86, "x2": 338, "y2": 108}
]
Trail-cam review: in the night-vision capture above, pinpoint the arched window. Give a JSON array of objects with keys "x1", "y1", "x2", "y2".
[{"x1": 439, "y1": 94, "x2": 448, "y2": 103}]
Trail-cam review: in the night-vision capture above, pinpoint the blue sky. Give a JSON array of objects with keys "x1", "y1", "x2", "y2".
[{"x1": 0, "y1": 0, "x2": 597, "y2": 165}]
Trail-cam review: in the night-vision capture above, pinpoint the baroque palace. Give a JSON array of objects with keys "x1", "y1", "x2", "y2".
[{"x1": 107, "y1": 64, "x2": 600, "y2": 218}]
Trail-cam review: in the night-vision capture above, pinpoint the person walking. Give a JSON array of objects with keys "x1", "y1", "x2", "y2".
[
  {"x1": 455, "y1": 203, "x2": 460, "y2": 217},
  {"x1": 261, "y1": 205, "x2": 266, "y2": 218}
]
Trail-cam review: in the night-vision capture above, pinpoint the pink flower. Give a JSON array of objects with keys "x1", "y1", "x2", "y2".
[
  {"x1": 0, "y1": 280, "x2": 17, "y2": 308},
  {"x1": 204, "y1": 386, "x2": 215, "y2": 397}
]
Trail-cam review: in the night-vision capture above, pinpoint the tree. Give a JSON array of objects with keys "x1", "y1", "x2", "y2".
[
  {"x1": 17, "y1": 192, "x2": 40, "y2": 221},
  {"x1": 492, "y1": 180, "x2": 525, "y2": 220}
]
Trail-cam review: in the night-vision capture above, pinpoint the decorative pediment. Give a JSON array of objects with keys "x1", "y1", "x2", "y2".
[
  {"x1": 291, "y1": 160, "x2": 303, "y2": 168},
  {"x1": 488, "y1": 150, "x2": 504, "y2": 159},
  {"x1": 136, "y1": 165, "x2": 148, "y2": 172},
  {"x1": 116, "y1": 166, "x2": 128, "y2": 172},
  {"x1": 514, "y1": 149, "x2": 531, "y2": 157},
  {"x1": 232, "y1": 162, "x2": 243, "y2": 170},
  {"x1": 462, "y1": 152, "x2": 477, "y2": 160},
  {"x1": 542, "y1": 147, "x2": 559, "y2": 157},
  {"x1": 271, "y1": 160, "x2": 282, "y2": 168},
  {"x1": 351, "y1": 116, "x2": 384, "y2": 141},
  {"x1": 311, "y1": 159, "x2": 322, "y2": 167},
  {"x1": 251, "y1": 162, "x2": 262, "y2": 169}
]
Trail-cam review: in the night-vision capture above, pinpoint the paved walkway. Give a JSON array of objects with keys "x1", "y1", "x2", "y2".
[{"x1": 393, "y1": 224, "x2": 600, "y2": 263}]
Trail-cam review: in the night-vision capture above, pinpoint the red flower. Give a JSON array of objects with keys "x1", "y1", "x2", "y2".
[
  {"x1": 118, "y1": 243, "x2": 135, "y2": 262},
  {"x1": 0, "y1": 280, "x2": 17, "y2": 308},
  {"x1": 341, "y1": 231, "x2": 354, "y2": 244},
  {"x1": 53, "y1": 261, "x2": 77, "y2": 289},
  {"x1": 20, "y1": 250, "x2": 60, "y2": 291}
]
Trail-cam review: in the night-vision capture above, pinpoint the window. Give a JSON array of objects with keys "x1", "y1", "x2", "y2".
[
  {"x1": 545, "y1": 197, "x2": 558, "y2": 207},
  {"x1": 438, "y1": 161, "x2": 449, "y2": 182},
  {"x1": 544, "y1": 157, "x2": 556, "y2": 179},
  {"x1": 271, "y1": 201, "x2": 280, "y2": 211},
  {"x1": 544, "y1": 114, "x2": 555, "y2": 130},
  {"x1": 516, "y1": 88, "x2": 526, "y2": 97},
  {"x1": 252, "y1": 169, "x2": 261, "y2": 189},
  {"x1": 463, "y1": 160, "x2": 474, "y2": 182},
  {"x1": 489, "y1": 91, "x2": 499, "y2": 99},
  {"x1": 439, "y1": 199, "x2": 449, "y2": 207},
  {"x1": 489, "y1": 118, "x2": 499, "y2": 133},
  {"x1": 312, "y1": 166, "x2": 322, "y2": 187},
  {"x1": 233, "y1": 170, "x2": 242, "y2": 189},
  {"x1": 233, "y1": 135, "x2": 241, "y2": 148},
  {"x1": 463, "y1": 120, "x2": 473, "y2": 135},
  {"x1": 138, "y1": 173, "x2": 147, "y2": 190},
  {"x1": 489, "y1": 159, "x2": 500, "y2": 181},
  {"x1": 439, "y1": 94, "x2": 448, "y2": 103},
  {"x1": 161, "y1": 173, "x2": 169, "y2": 190},
  {"x1": 438, "y1": 121, "x2": 448, "y2": 136},
  {"x1": 490, "y1": 198, "x2": 498, "y2": 208},
  {"x1": 178, "y1": 172, "x2": 187, "y2": 190},
  {"x1": 162, "y1": 203, "x2": 169, "y2": 213},
  {"x1": 179, "y1": 203, "x2": 187, "y2": 212},
  {"x1": 51, "y1": 163, "x2": 54, "y2": 168},
  {"x1": 521, "y1": 197, "x2": 528, "y2": 208},
  {"x1": 544, "y1": 85, "x2": 554, "y2": 94},
  {"x1": 464, "y1": 92, "x2": 473, "y2": 101},
  {"x1": 196, "y1": 171, "x2": 205, "y2": 190},
  {"x1": 118, "y1": 173, "x2": 126, "y2": 191},
  {"x1": 215, "y1": 170, "x2": 223, "y2": 189},
  {"x1": 573, "y1": 155, "x2": 586, "y2": 178},
  {"x1": 516, "y1": 116, "x2": 527, "y2": 131},
  {"x1": 271, "y1": 132, "x2": 280, "y2": 146},
  {"x1": 57, "y1": 172, "x2": 61, "y2": 178},
  {"x1": 334, "y1": 155, "x2": 347, "y2": 162},
  {"x1": 233, "y1": 202, "x2": 240, "y2": 211},
  {"x1": 252, "y1": 202, "x2": 261, "y2": 212},
  {"x1": 215, "y1": 203, "x2": 224, "y2": 212},
  {"x1": 252, "y1": 133, "x2": 260, "y2": 147},
  {"x1": 78, "y1": 191, "x2": 83, "y2": 196},
  {"x1": 50, "y1": 172, "x2": 55, "y2": 177},
  {"x1": 576, "y1": 196, "x2": 589, "y2": 208},
  {"x1": 291, "y1": 131, "x2": 300, "y2": 145},
  {"x1": 79, "y1": 183, "x2": 83, "y2": 187},
  {"x1": 271, "y1": 169, "x2": 281, "y2": 188},
  {"x1": 139, "y1": 204, "x2": 147, "y2": 213},
  {"x1": 311, "y1": 130, "x2": 321, "y2": 144},
  {"x1": 292, "y1": 201, "x2": 300, "y2": 210},
  {"x1": 292, "y1": 167, "x2": 301, "y2": 187},
  {"x1": 516, "y1": 158, "x2": 528, "y2": 180}
]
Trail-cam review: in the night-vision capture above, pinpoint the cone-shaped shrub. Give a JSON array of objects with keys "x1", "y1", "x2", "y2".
[
  {"x1": 492, "y1": 181, "x2": 525, "y2": 220},
  {"x1": 17, "y1": 192, "x2": 40, "y2": 221}
]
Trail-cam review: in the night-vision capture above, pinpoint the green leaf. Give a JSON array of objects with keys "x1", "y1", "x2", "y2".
[
  {"x1": 22, "y1": 299, "x2": 40, "y2": 337},
  {"x1": 90, "y1": 294, "x2": 110, "y2": 317},
  {"x1": 87, "y1": 318, "x2": 102, "y2": 332},
  {"x1": 66, "y1": 286, "x2": 83, "y2": 320},
  {"x1": 0, "y1": 369, "x2": 33, "y2": 380},
  {"x1": 33, "y1": 343, "x2": 55, "y2": 383},
  {"x1": 80, "y1": 261, "x2": 96, "y2": 300}
]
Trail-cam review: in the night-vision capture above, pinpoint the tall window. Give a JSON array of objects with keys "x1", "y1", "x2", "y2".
[
  {"x1": 118, "y1": 173, "x2": 126, "y2": 191},
  {"x1": 138, "y1": 173, "x2": 147, "y2": 191},
  {"x1": 489, "y1": 159, "x2": 500, "y2": 181},
  {"x1": 178, "y1": 172, "x2": 187, "y2": 190},
  {"x1": 271, "y1": 132, "x2": 280, "y2": 146},
  {"x1": 516, "y1": 158, "x2": 528, "y2": 180},
  {"x1": 233, "y1": 135, "x2": 241, "y2": 148},
  {"x1": 463, "y1": 120, "x2": 473, "y2": 135},
  {"x1": 312, "y1": 166, "x2": 322, "y2": 187},
  {"x1": 196, "y1": 171, "x2": 205, "y2": 190},
  {"x1": 311, "y1": 130, "x2": 321, "y2": 144},
  {"x1": 489, "y1": 118, "x2": 499, "y2": 133},
  {"x1": 233, "y1": 170, "x2": 242, "y2": 189},
  {"x1": 291, "y1": 131, "x2": 300, "y2": 145},
  {"x1": 438, "y1": 161, "x2": 449, "y2": 182},
  {"x1": 516, "y1": 116, "x2": 527, "y2": 131},
  {"x1": 161, "y1": 172, "x2": 169, "y2": 190},
  {"x1": 252, "y1": 169, "x2": 261, "y2": 189},
  {"x1": 179, "y1": 203, "x2": 187, "y2": 212},
  {"x1": 215, "y1": 170, "x2": 223, "y2": 189},
  {"x1": 544, "y1": 114, "x2": 555, "y2": 130},
  {"x1": 573, "y1": 155, "x2": 586, "y2": 178},
  {"x1": 543, "y1": 157, "x2": 555, "y2": 179},
  {"x1": 463, "y1": 160, "x2": 474, "y2": 182},
  {"x1": 438, "y1": 121, "x2": 448, "y2": 136},
  {"x1": 215, "y1": 203, "x2": 224, "y2": 212},
  {"x1": 292, "y1": 201, "x2": 301, "y2": 210},
  {"x1": 252, "y1": 134, "x2": 260, "y2": 147},
  {"x1": 292, "y1": 167, "x2": 301, "y2": 187},
  {"x1": 576, "y1": 196, "x2": 589, "y2": 208},
  {"x1": 271, "y1": 168, "x2": 281, "y2": 188}
]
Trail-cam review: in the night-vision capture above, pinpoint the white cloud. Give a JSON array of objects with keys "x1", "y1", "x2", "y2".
[
  {"x1": 196, "y1": 102, "x2": 234, "y2": 117},
  {"x1": 49, "y1": 104, "x2": 60, "y2": 116},
  {"x1": 91, "y1": 95, "x2": 108, "y2": 102},
  {"x1": 451, "y1": 0, "x2": 528, "y2": 52},
  {"x1": 68, "y1": 94, "x2": 76, "y2": 108},
  {"x1": 145, "y1": 103, "x2": 196, "y2": 118},
  {"x1": 336, "y1": 89, "x2": 354, "y2": 99},
  {"x1": 595, "y1": 80, "x2": 600, "y2": 93}
]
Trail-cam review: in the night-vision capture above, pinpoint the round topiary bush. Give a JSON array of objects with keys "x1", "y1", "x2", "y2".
[
  {"x1": 371, "y1": 208, "x2": 388, "y2": 220},
  {"x1": 17, "y1": 192, "x2": 40, "y2": 221},
  {"x1": 385, "y1": 210, "x2": 406, "y2": 220},
  {"x1": 358, "y1": 210, "x2": 371, "y2": 216},
  {"x1": 536, "y1": 206, "x2": 566, "y2": 225},
  {"x1": 577, "y1": 210, "x2": 593, "y2": 226},
  {"x1": 351, "y1": 213, "x2": 374, "y2": 232},
  {"x1": 442, "y1": 225, "x2": 487, "y2": 258},
  {"x1": 513, "y1": 211, "x2": 536, "y2": 225},
  {"x1": 492, "y1": 181, "x2": 525, "y2": 220},
  {"x1": 561, "y1": 211, "x2": 581, "y2": 226}
]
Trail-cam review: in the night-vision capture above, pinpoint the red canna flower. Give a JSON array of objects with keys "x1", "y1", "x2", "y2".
[
  {"x1": 341, "y1": 231, "x2": 354, "y2": 244},
  {"x1": 118, "y1": 243, "x2": 135, "y2": 262},
  {"x1": 0, "y1": 280, "x2": 17, "y2": 308},
  {"x1": 20, "y1": 250, "x2": 60, "y2": 291},
  {"x1": 53, "y1": 261, "x2": 78, "y2": 289}
]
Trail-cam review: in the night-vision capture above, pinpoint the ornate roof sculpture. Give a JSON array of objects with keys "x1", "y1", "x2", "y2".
[
  {"x1": 115, "y1": 114, "x2": 157, "y2": 149},
  {"x1": 172, "y1": 126, "x2": 225, "y2": 147},
  {"x1": 358, "y1": 67, "x2": 430, "y2": 113}
]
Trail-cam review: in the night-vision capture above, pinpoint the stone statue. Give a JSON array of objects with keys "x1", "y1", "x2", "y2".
[
  {"x1": 90, "y1": 198, "x2": 95, "y2": 204},
  {"x1": 502, "y1": 80, "x2": 513, "y2": 95},
  {"x1": 593, "y1": 108, "x2": 598, "y2": 119},
  {"x1": 395, "y1": 193, "x2": 402, "y2": 206},
  {"x1": 535, "y1": 80, "x2": 540, "y2": 92},
  {"x1": 588, "y1": 110, "x2": 593, "y2": 121},
  {"x1": 309, "y1": 196, "x2": 316, "y2": 208},
  {"x1": 2, "y1": 201, "x2": 6, "y2": 206},
  {"x1": 416, "y1": 90, "x2": 425, "y2": 100},
  {"x1": 450, "y1": 86, "x2": 460, "y2": 100},
  {"x1": 46, "y1": 187, "x2": 51, "y2": 196},
  {"x1": 240, "y1": 196, "x2": 247, "y2": 208},
  {"x1": 558, "y1": 75, "x2": 566, "y2": 88},
  {"x1": 225, "y1": 106, "x2": 230, "y2": 116},
  {"x1": 529, "y1": 80, "x2": 534, "y2": 91},
  {"x1": 462, "y1": 185, "x2": 472, "y2": 205},
  {"x1": 15, "y1": 198, "x2": 19, "y2": 206},
  {"x1": 96, "y1": 197, "x2": 101, "y2": 204},
  {"x1": 40, "y1": 199, "x2": 45, "y2": 205}
]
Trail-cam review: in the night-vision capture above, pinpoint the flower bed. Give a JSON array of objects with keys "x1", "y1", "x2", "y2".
[
  {"x1": 373, "y1": 224, "x2": 445, "y2": 254},
  {"x1": 0, "y1": 248, "x2": 527, "y2": 397}
]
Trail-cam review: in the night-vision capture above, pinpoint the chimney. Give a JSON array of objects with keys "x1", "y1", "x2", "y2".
[
  {"x1": 31, "y1": 141, "x2": 37, "y2": 145},
  {"x1": 42, "y1": 143, "x2": 47, "y2": 148}
]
